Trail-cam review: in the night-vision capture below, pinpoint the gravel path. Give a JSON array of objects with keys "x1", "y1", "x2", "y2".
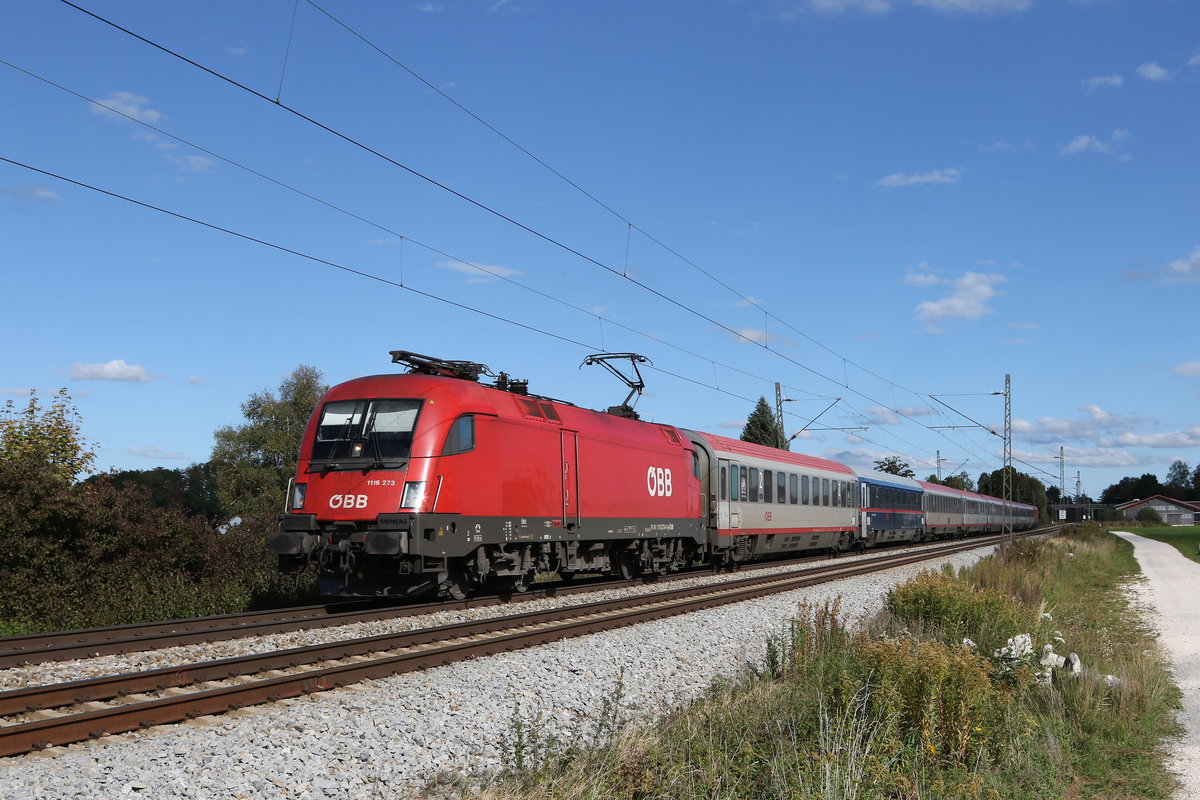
[
  {"x1": 1111, "y1": 531, "x2": 1200, "y2": 800},
  {"x1": 0, "y1": 545, "x2": 995, "y2": 800}
]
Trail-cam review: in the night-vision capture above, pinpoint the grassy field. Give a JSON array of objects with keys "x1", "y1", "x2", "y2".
[
  {"x1": 447, "y1": 528, "x2": 1181, "y2": 800},
  {"x1": 1124, "y1": 525, "x2": 1200, "y2": 564}
]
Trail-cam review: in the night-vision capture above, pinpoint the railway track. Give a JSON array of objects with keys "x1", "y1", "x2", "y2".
[
  {"x1": 0, "y1": 532, "x2": 1040, "y2": 757},
  {"x1": 0, "y1": 550, "x2": 856, "y2": 668}
]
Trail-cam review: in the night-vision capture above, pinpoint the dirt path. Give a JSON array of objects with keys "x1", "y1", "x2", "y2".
[{"x1": 1112, "y1": 531, "x2": 1200, "y2": 798}]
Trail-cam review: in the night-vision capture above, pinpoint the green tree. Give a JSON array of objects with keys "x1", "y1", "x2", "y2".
[
  {"x1": 1100, "y1": 473, "x2": 1164, "y2": 505},
  {"x1": 942, "y1": 471, "x2": 975, "y2": 492},
  {"x1": 1135, "y1": 506, "x2": 1164, "y2": 525},
  {"x1": 210, "y1": 365, "x2": 327, "y2": 518},
  {"x1": 1164, "y1": 460, "x2": 1191, "y2": 499},
  {"x1": 976, "y1": 466, "x2": 1049, "y2": 522},
  {"x1": 740, "y1": 396, "x2": 788, "y2": 450},
  {"x1": 0, "y1": 389, "x2": 95, "y2": 481},
  {"x1": 874, "y1": 456, "x2": 915, "y2": 477},
  {"x1": 88, "y1": 463, "x2": 222, "y2": 521}
]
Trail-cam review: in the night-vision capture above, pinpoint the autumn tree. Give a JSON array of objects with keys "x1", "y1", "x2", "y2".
[
  {"x1": 874, "y1": 456, "x2": 915, "y2": 477},
  {"x1": 0, "y1": 389, "x2": 95, "y2": 482},
  {"x1": 740, "y1": 396, "x2": 788, "y2": 450},
  {"x1": 210, "y1": 365, "x2": 327, "y2": 519}
]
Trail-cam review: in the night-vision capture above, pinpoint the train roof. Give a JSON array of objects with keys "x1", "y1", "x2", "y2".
[
  {"x1": 690, "y1": 432, "x2": 855, "y2": 475},
  {"x1": 917, "y1": 480, "x2": 1038, "y2": 510},
  {"x1": 853, "y1": 468, "x2": 924, "y2": 490}
]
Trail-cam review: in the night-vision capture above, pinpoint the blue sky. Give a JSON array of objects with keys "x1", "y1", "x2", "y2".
[{"x1": 2, "y1": 0, "x2": 1198, "y2": 499}]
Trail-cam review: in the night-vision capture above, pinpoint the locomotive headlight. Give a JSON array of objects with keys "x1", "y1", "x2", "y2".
[
  {"x1": 291, "y1": 482, "x2": 307, "y2": 510},
  {"x1": 400, "y1": 481, "x2": 426, "y2": 509}
]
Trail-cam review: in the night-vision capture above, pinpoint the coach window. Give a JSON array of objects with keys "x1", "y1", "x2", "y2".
[
  {"x1": 833, "y1": 481, "x2": 841, "y2": 507},
  {"x1": 822, "y1": 478, "x2": 831, "y2": 506},
  {"x1": 748, "y1": 468, "x2": 760, "y2": 502},
  {"x1": 763, "y1": 470, "x2": 774, "y2": 503},
  {"x1": 441, "y1": 414, "x2": 475, "y2": 455},
  {"x1": 720, "y1": 466, "x2": 728, "y2": 501},
  {"x1": 801, "y1": 476, "x2": 810, "y2": 504},
  {"x1": 789, "y1": 474, "x2": 798, "y2": 504},
  {"x1": 777, "y1": 471, "x2": 787, "y2": 504}
]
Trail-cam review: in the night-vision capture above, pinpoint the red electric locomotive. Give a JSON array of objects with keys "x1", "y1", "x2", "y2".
[{"x1": 269, "y1": 352, "x2": 709, "y2": 598}]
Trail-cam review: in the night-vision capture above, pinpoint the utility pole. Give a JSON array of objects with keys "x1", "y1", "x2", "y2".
[
  {"x1": 1003, "y1": 373, "x2": 1013, "y2": 548},
  {"x1": 774, "y1": 382, "x2": 785, "y2": 449},
  {"x1": 1052, "y1": 446, "x2": 1066, "y2": 522},
  {"x1": 936, "y1": 449, "x2": 943, "y2": 481}
]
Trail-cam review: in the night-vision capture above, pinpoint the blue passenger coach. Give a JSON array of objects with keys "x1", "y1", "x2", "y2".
[{"x1": 854, "y1": 469, "x2": 925, "y2": 547}]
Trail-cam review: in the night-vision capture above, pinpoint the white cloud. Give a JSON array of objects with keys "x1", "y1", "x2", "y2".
[
  {"x1": 864, "y1": 406, "x2": 901, "y2": 425},
  {"x1": 1171, "y1": 362, "x2": 1200, "y2": 378},
  {"x1": 0, "y1": 184, "x2": 60, "y2": 203},
  {"x1": 1060, "y1": 130, "x2": 1130, "y2": 159},
  {"x1": 168, "y1": 154, "x2": 217, "y2": 173},
  {"x1": 90, "y1": 91, "x2": 163, "y2": 124},
  {"x1": 731, "y1": 327, "x2": 770, "y2": 345},
  {"x1": 876, "y1": 167, "x2": 963, "y2": 188},
  {"x1": 128, "y1": 445, "x2": 186, "y2": 460},
  {"x1": 440, "y1": 260, "x2": 522, "y2": 283},
  {"x1": 978, "y1": 141, "x2": 1017, "y2": 153},
  {"x1": 913, "y1": 0, "x2": 1032, "y2": 14},
  {"x1": 1189, "y1": 53, "x2": 1200, "y2": 67},
  {"x1": 69, "y1": 359, "x2": 154, "y2": 382},
  {"x1": 1081, "y1": 74, "x2": 1123, "y2": 93},
  {"x1": 1013, "y1": 404, "x2": 1147, "y2": 446},
  {"x1": 225, "y1": 41, "x2": 248, "y2": 56},
  {"x1": 1112, "y1": 428, "x2": 1200, "y2": 449},
  {"x1": 1012, "y1": 446, "x2": 1143, "y2": 469},
  {"x1": 187, "y1": 375, "x2": 205, "y2": 384},
  {"x1": 1136, "y1": 61, "x2": 1172, "y2": 82},
  {"x1": 416, "y1": 3, "x2": 442, "y2": 11},
  {"x1": 913, "y1": 271, "x2": 1006, "y2": 330},
  {"x1": 1164, "y1": 246, "x2": 1200, "y2": 282}
]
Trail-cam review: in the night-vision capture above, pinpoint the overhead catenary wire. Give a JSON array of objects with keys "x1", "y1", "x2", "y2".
[
  {"x1": 36, "y1": 2, "x2": 1028, "y2": 476},
  {"x1": 52, "y1": 0, "x2": 977, "y2": 442}
]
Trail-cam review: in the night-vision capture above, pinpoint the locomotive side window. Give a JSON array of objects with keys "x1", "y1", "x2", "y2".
[
  {"x1": 441, "y1": 414, "x2": 475, "y2": 455},
  {"x1": 789, "y1": 474, "x2": 798, "y2": 504},
  {"x1": 312, "y1": 398, "x2": 422, "y2": 463},
  {"x1": 763, "y1": 470, "x2": 773, "y2": 503}
]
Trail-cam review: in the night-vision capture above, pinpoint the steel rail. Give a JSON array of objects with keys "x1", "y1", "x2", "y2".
[
  {"x1": 0, "y1": 550, "x2": 846, "y2": 668},
  {"x1": 0, "y1": 532, "x2": 1043, "y2": 757}
]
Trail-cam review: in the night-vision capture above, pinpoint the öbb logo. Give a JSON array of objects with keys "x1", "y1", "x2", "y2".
[
  {"x1": 329, "y1": 494, "x2": 369, "y2": 509},
  {"x1": 646, "y1": 466, "x2": 673, "y2": 497}
]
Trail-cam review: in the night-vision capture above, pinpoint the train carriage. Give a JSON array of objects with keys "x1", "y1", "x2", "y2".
[
  {"x1": 690, "y1": 433, "x2": 860, "y2": 561},
  {"x1": 854, "y1": 469, "x2": 925, "y2": 547}
]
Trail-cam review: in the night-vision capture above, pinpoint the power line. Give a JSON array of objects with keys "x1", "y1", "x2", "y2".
[
  {"x1": 53, "y1": 0, "x2": 977, "y2": 445},
  {"x1": 40, "y1": 2, "x2": 1036, "y2": 478}
]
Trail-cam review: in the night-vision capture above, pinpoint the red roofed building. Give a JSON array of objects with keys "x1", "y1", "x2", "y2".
[{"x1": 1113, "y1": 495, "x2": 1200, "y2": 526}]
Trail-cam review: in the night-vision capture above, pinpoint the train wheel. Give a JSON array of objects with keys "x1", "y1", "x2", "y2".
[
  {"x1": 507, "y1": 569, "x2": 534, "y2": 594},
  {"x1": 440, "y1": 563, "x2": 471, "y2": 600},
  {"x1": 618, "y1": 551, "x2": 640, "y2": 580}
]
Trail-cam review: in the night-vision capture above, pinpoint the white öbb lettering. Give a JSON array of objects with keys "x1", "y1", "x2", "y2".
[
  {"x1": 645, "y1": 466, "x2": 673, "y2": 497},
  {"x1": 329, "y1": 494, "x2": 368, "y2": 509}
]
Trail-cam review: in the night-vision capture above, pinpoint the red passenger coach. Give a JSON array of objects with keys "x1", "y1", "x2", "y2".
[{"x1": 270, "y1": 353, "x2": 706, "y2": 598}]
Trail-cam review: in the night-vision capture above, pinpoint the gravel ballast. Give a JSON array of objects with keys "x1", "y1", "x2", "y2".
[{"x1": 0, "y1": 546, "x2": 996, "y2": 799}]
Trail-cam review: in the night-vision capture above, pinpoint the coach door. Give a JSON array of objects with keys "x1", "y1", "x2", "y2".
[
  {"x1": 561, "y1": 430, "x2": 579, "y2": 529},
  {"x1": 718, "y1": 458, "x2": 737, "y2": 529}
]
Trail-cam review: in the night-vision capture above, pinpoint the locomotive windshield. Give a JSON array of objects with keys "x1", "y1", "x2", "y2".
[{"x1": 310, "y1": 398, "x2": 422, "y2": 466}]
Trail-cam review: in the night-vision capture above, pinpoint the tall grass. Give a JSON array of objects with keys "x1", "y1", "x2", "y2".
[{"x1": 457, "y1": 527, "x2": 1180, "y2": 800}]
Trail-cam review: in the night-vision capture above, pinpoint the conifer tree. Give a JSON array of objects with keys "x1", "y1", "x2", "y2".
[{"x1": 740, "y1": 396, "x2": 788, "y2": 450}]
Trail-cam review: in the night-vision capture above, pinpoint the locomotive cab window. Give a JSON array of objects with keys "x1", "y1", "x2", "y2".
[
  {"x1": 312, "y1": 398, "x2": 422, "y2": 465},
  {"x1": 441, "y1": 415, "x2": 475, "y2": 455}
]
